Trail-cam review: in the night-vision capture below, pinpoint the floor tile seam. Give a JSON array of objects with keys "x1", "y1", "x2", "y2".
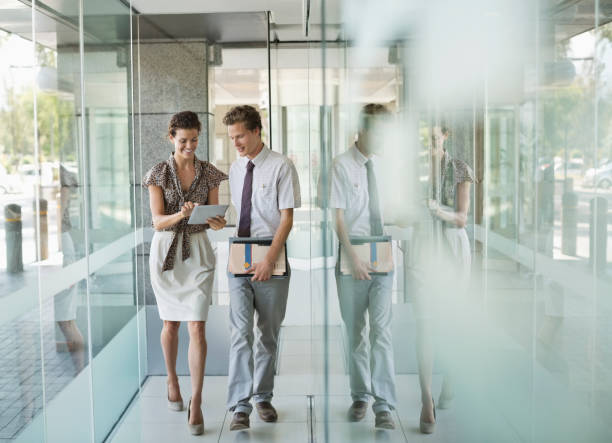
[
  {"x1": 394, "y1": 409, "x2": 411, "y2": 443},
  {"x1": 124, "y1": 419, "x2": 227, "y2": 426},
  {"x1": 216, "y1": 408, "x2": 228, "y2": 443},
  {"x1": 140, "y1": 392, "x2": 314, "y2": 398},
  {"x1": 307, "y1": 395, "x2": 315, "y2": 443}
]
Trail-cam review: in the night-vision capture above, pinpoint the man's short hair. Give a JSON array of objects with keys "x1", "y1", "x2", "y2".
[
  {"x1": 222, "y1": 105, "x2": 263, "y2": 132},
  {"x1": 358, "y1": 103, "x2": 391, "y2": 132}
]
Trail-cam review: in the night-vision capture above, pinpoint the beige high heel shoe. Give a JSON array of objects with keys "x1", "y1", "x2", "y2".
[
  {"x1": 187, "y1": 398, "x2": 204, "y2": 435},
  {"x1": 419, "y1": 398, "x2": 436, "y2": 434},
  {"x1": 167, "y1": 383, "x2": 183, "y2": 411},
  {"x1": 438, "y1": 391, "x2": 454, "y2": 410}
]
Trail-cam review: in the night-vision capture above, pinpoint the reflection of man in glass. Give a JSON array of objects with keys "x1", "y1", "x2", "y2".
[
  {"x1": 330, "y1": 104, "x2": 396, "y2": 429},
  {"x1": 54, "y1": 164, "x2": 84, "y2": 372}
]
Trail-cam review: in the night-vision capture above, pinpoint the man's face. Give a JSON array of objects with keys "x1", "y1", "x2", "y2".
[
  {"x1": 228, "y1": 122, "x2": 261, "y2": 158},
  {"x1": 360, "y1": 119, "x2": 389, "y2": 156}
]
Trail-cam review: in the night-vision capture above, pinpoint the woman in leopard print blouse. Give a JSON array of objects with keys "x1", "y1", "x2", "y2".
[
  {"x1": 143, "y1": 111, "x2": 228, "y2": 434},
  {"x1": 417, "y1": 124, "x2": 475, "y2": 434}
]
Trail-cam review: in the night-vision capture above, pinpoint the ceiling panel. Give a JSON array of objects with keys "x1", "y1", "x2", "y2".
[
  {"x1": 138, "y1": 12, "x2": 268, "y2": 43},
  {"x1": 130, "y1": 0, "x2": 342, "y2": 25}
]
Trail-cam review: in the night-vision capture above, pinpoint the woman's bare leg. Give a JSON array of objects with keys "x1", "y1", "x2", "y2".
[
  {"x1": 187, "y1": 321, "x2": 207, "y2": 425},
  {"x1": 416, "y1": 316, "x2": 435, "y2": 424},
  {"x1": 57, "y1": 320, "x2": 85, "y2": 371},
  {"x1": 161, "y1": 320, "x2": 182, "y2": 402}
]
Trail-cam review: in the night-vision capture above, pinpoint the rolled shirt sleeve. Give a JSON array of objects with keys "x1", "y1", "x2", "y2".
[
  {"x1": 328, "y1": 161, "x2": 348, "y2": 210},
  {"x1": 277, "y1": 159, "x2": 301, "y2": 210}
]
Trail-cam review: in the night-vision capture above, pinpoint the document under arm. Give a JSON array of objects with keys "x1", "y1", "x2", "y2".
[{"x1": 228, "y1": 237, "x2": 288, "y2": 278}]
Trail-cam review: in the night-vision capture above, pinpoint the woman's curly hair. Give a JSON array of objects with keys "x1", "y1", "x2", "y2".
[{"x1": 168, "y1": 111, "x2": 202, "y2": 137}]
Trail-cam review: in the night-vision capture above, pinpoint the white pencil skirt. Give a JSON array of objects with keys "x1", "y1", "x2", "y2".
[
  {"x1": 149, "y1": 231, "x2": 215, "y2": 321},
  {"x1": 442, "y1": 226, "x2": 471, "y2": 288}
]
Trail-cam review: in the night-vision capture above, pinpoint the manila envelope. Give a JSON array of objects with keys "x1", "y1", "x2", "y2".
[
  {"x1": 228, "y1": 243, "x2": 287, "y2": 276},
  {"x1": 340, "y1": 241, "x2": 394, "y2": 275}
]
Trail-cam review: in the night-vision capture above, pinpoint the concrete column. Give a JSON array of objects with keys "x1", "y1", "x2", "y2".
[
  {"x1": 133, "y1": 40, "x2": 209, "y2": 305},
  {"x1": 34, "y1": 198, "x2": 48, "y2": 261},
  {"x1": 5, "y1": 204, "x2": 23, "y2": 273},
  {"x1": 561, "y1": 191, "x2": 578, "y2": 256},
  {"x1": 589, "y1": 197, "x2": 608, "y2": 275}
]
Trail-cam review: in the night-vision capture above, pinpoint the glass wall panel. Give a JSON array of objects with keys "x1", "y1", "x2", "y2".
[
  {"x1": 320, "y1": 0, "x2": 611, "y2": 442},
  {"x1": 209, "y1": 35, "x2": 268, "y2": 307},
  {"x1": 81, "y1": 0, "x2": 140, "y2": 441},
  {"x1": 0, "y1": 0, "x2": 95, "y2": 441},
  {"x1": 0, "y1": 13, "x2": 45, "y2": 438},
  {"x1": 33, "y1": 1, "x2": 94, "y2": 442},
  {"x1": 594, "y1": 16, "x2": 612, "y2": 430}
]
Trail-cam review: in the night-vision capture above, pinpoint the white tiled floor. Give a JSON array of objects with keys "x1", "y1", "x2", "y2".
[{"x1": 107, "y1": 325, "x2": 522, "y2": 443}]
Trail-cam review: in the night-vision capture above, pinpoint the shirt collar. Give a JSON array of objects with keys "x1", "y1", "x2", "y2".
[
  {"x1": 350, "y1": 143, "x2": 373, "y2": 166},
  {"x1": 242, "y1": 143, "x2": 270, "y2": 168}
]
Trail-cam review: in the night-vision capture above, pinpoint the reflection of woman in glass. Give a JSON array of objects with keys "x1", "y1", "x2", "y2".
[
  {"x1": 143, "y1": 111, "x2": 228, "y2": 435},
  {"x1": 416, "y1": 125, "x2": 474, "y2": 434},
  {"x1": 54, "y1": 163, "x2": 85, "y2": 372}
]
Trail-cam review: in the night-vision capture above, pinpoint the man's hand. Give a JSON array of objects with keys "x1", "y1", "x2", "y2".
[
  {"x1": 206, "y1": 216, "x2": 227, "y2": 230},
  {"x1": 349, "y1": 256, "x2": 372, "y2": 280},
  {"x1": 251, "y1": 259, "x2": 274, "y2": 281}
]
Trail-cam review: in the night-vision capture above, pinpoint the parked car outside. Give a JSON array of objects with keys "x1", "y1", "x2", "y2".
[
  {"x1": 583, "y1": 161, "x2": 612, "y2": 189},
  {"x1": 554, "y1": 158, "x2": 584, "y2": 183},
  {"x1": 0, "y1": 164, "x2": 22, "y2": 194}
]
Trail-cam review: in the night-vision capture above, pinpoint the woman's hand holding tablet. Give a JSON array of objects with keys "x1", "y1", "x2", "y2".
[{"x1": 187, "y1": 204, "x2": 229, "y2": 225}]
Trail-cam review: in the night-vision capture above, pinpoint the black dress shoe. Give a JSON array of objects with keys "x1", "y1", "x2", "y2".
[
  {"x1": 347, "y1": 401, "x2": 368, "y2": 422},
  {"x1": 256, "y1": 401, "x2": 278, "y2": 422},
  {"x1": 230, "y1": 412, "x2": 250, "y2": 431},
  {"x1": 375, "y1": 411, "x2": 396, "y2": 429}
]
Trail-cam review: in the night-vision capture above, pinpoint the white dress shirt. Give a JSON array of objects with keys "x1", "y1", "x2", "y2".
[
  {"x1": 229, "y1": 145, "x2": 301, "y2": 237},
  {"x1": 329, "y1": 144, "x2": 384, "y2": 236}
]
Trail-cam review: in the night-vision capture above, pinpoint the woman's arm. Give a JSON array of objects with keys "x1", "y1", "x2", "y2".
[
  {"x1": 430, "y1": 181, "x2": 471, "y2": 228},
  {"x1": 148, "y1": 185, "x2": 195, "y2": 230}
]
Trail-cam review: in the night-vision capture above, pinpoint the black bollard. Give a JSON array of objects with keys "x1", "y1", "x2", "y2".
[
  {"x1": 34, "y1": 198, "x2": 48, "y2": 261},
  {"x1": 5, "y1": 204, "x2": 23, "y2": 273},
  {"x1": 589, "y1": 197, "x2": 608, "y2": 275},
  {"x1": 561, "y1": 191, "x2": 578, "y2": 256}
]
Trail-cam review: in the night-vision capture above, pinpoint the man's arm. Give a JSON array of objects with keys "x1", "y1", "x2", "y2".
[
  {"x1": 251, "y1": 208, "x2": 293, "y2": 281},
  {"x1": 333, "y1": 209, "x2": 371, "y2": 280}
]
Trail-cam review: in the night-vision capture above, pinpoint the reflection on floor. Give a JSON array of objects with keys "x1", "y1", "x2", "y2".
[
  {"x1": 0, "y1": 297, "x2": 86, "y2": 441},
  {"x1": 108, "y1": 324, "x2": 522, "y2": 443}
]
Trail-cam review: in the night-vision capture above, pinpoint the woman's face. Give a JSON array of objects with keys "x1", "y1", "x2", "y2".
[
  {"x1": 431, "y1": 126, "x2": 447, "y2": 157},
  {"x1": 170, "y1": 128, "x2": 199, "y2": 161}
]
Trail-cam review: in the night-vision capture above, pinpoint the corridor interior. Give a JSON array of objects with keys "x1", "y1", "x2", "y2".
[
  {"x1": 109, "y1": 324, "x2": 445, "y2": 443},
  {"x1": 107, "y1": 257, "x2": 550, "y2": 443},
  {"x1": 2, "y1": 1, "x2": 612, "y2": 442}
]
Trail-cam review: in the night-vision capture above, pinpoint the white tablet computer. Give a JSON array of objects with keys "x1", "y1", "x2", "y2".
[{"x1": 187, "y1": 204, "x2": 229, "y2": 225}]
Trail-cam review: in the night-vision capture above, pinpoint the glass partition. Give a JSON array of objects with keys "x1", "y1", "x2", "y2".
[
  {"x1": 316, "y1": 0, "x2": 612, "y2": 442},
  {"x1": 0, "y1": 0, "x2": 142, "y2": 441}
]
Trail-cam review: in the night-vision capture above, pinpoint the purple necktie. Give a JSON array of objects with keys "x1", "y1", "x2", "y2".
[
  {"x1": 238, "y1": 161, "x2": 255, "y2": 237},
  {"x1": 366, "y1": 159, "x2": 383, "y2": 235}
]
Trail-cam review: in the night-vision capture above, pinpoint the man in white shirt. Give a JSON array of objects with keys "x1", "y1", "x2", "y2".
[
  {"x1": 329, "y1": 104, "x2": 397, "y2": 429},
  {"x1": 224, "y1": 105, "x2": 301, "y2": 430}
]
